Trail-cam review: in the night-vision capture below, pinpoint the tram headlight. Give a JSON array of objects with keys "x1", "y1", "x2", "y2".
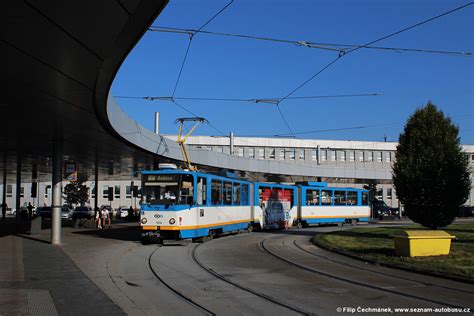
[
  {"x1": 141, "y1": 218, "x2": 147, "y2": 224},
  {"x1": 169, "y1": 218, "x2": 176, "y2": 225}
]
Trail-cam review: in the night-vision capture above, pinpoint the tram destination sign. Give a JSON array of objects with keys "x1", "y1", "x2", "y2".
[{"x1": 145, "y1": 174, "x2": 178, "y2": 182}]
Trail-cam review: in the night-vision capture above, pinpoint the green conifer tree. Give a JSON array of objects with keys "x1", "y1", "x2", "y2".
[{"x1": 392, "y1": 102, "x2": 470, "y2": 229}]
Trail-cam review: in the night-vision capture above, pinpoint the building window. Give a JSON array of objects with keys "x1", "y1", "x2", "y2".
[
  {"x1": 126, "y1": 186, "x2": 131, "y2": 198},
  {"x1": 90, "y1": 183, "x2": 95, "y2": 198},
  {"x1": 387, "y1": 188, "x2": 392, "y2": 199},
  {"x1": 299, "y1": 149, "x2": 305, "y2": 160},
  {"x1": 248, "y1": 148, "x2": 255, "y2": 159},
  {"x1": 386, "y1": 152, "x2": 391, "y2": 162},
  {"x1": 258, "y1": 148, "x2": 265, "y2": 159},
  {"x1": 20, "y1": 186, "x2": 24, "y2": 198},
  {"x1": 216, "y1": 146, "x2": 223, "y2": 153},
  {"x1": 115, "y1": 185, "x2": 121, "y2": 198},
  {"x1": 366, "y1": 151, "x2": 373, "y2": 162},
  {"x1": 102, "y1": 185, "x2": 109, "y2": 198},
  {"x1": 358, "y1": 151, "x2": 363, "y2": 162},
  {"x1": 339, "y1": 151, "x2": 346, "y2": 162},
  {"x1": 330, "y1": 150, "x2": 336, "y2": 161},
  {"x1": 349, "y1": 151, "x2": 355, "y2": 162},
  {"x1": 269, "y1": 148, "x2": 275, "y2": 160},
  {"x1": 376, "y1": 189, "x2": 383, "y2": 200},
  {"x1": 289, "y1": 148, "x2": 295, "y2": 160},
  {"x1": 472, "y1": 154, "x2": 474, "y2": 161},
  {"x1": 321, "y1": 150, "x2": 327, "y2": 161},
  {"x1": 311, "y1": 149, "x2": 317, "y2": 161},
  {"x1": 279, "y1": 148, "x2": 285, "y2": 160},
  {"x1": 237, "y1": 147, "x2": 243, "y2": 157},
  {"x1": 6, "y1": 185, "x2": 12, "y2": 197},
  {"x1": 377, "y1": 152, "x2": 383, "y2": 162}
]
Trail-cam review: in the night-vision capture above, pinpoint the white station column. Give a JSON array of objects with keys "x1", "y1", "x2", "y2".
[
  {"x1": 154, "y1": 112, "x2": 160, "y2": 134},
  {"x1": 51, "y1": 139, "x2": 62, "y2": 245}
]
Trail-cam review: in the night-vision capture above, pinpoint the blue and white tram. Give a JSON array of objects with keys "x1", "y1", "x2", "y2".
[
  {"x1": 140, "y1": 169, "x2": 255, "y2": 243},
  {"x1": 139, "y1": 169, "x2": 370, "y2": 243},
  {"x1": 294, "y1": 182, "x2": 370, "y2": 227}
]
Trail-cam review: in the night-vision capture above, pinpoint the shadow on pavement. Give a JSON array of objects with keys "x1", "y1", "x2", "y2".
[{"x1": 72, "y1": 225, "x2": 141, "y2": 242}]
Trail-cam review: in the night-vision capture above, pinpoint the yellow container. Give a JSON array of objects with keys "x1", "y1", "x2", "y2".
[{"x1": 393, "y1": 230, "x2": 455, "y2": 257}]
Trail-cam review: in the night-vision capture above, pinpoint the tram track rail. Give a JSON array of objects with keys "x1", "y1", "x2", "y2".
[
  {"x1": 105, "y1": 244, "x2": 150, "y2": 315},
  {"x1": 191, "y1": 242, "x2": 313, "y2": 316},
  {"x1": 292, "y1": 238, "x2": 474, "y2": 295},
  {"x1": 147, "y1": 246, "x2": 216, "y2": 316},
  {"x1": 259, "y1": 235, "x2": 468, "y2": 309}
]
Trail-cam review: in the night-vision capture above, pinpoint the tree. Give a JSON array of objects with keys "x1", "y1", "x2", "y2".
[
  {"x1": 63, "y1": 181, "x2": 89, "y2": 206},
  {"x1": 392, "y1": 102, "x2": 470, "y2": 229}
]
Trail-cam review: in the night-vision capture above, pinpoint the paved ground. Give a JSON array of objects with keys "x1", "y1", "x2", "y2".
[
  {"x1": 1, "y1": 217, "x2": 473, "y2": 315},
  {"x1": 0, "y1": 219, "x2": 124, "y2": 316}
]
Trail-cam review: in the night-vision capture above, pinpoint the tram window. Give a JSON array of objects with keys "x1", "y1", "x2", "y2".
[
  {"x1": 223, "y1": 181, "x2": 232, "y2": 205},
  {"x1": 334, "y1": 191, "x2": 346, "y2": 205},
  {"x1": 241, "y1": 184, "x2": 249, "y2": 205},
  {"x1": 179, "y1": 174, "x2": 194, "y2": 205},
  {"x1": 321, "y1": 190, "x2": 332, "y2": 206},
  {"x1": 233, "y1": 183, "x2": 241, "y2": 205},
  {"x1": 197, "y1": 177, "x2": 207, "y2": 206},
  {"x1": 306, "y1": 189, "x2": 320, "y2": 205},
  {"x1": 211, "y1": 180, "x2": 222, "y2": 205},
  {"x1": 347, "y1": 191, "x2": 358, "y2": 205},
  {"x1": 362, "y1": 192, "x2": 369, "y2": 205},
  {"x1": 143, "y1": 174, "x2": 180, "y2": 205}
]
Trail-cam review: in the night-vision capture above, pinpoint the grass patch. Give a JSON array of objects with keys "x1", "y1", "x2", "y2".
[{"x1": 313, "y1": 223, "x2": 474, "y2": 281}]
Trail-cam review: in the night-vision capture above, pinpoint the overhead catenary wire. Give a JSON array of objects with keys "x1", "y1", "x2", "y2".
[
  {"x1": 149, "y1": 26, "x2": 473, "y2": 57},
  {"x1": 170, "y1": 0, "x2": 234, "y2": 98},
  {"x1": 114, "y1": 93, "x2": 382, "y2": 103},
  {"x1": 274, "y1": 2, "x2": 474, "y2": 137}
]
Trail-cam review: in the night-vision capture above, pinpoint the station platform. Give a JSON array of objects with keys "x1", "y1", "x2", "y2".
[{"x1": 0, "y1": 218, "x2": 125, "y2": 315}]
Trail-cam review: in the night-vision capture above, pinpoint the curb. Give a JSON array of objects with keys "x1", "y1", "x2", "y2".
[{"x1": 312, "y1": 235, "x2": 474, "y2": 285}]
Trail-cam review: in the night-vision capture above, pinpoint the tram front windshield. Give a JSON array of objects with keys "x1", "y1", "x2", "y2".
[{"x1": 143, "y1": 174, "x2": 194, "y2": 205}]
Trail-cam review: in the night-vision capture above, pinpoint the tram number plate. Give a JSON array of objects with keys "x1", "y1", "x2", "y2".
[{"x1": 200, "y1": 209, "x2": 204, "y2": 217}]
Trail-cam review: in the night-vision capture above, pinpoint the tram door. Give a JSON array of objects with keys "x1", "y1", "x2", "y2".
[
  {"x1": 261, "y1": 187, "x2": 290, "y2": 229},
  {"x1": 197, "y1": 177, "x2": 207, "y2": 225}
]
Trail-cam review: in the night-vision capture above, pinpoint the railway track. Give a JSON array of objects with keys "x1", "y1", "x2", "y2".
[
  {"x1": 147, "y1": 247, "x2": 215, "y2": 316},
  {"x1": 292, "y1": 238, "x2": 474, "y2": 295},
  {"x1": 259, "y1": 235, "x2": 468, "y2": 309},
  {"x1": 191, "y1": 242, "x2": 313, "y2": 316}
]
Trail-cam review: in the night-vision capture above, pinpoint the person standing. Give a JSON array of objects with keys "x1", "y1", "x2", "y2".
[
  {"x1": 27, "y1": 202, "x2": 33, "y2": 220},
  {"x1": 101, "y1": 207, "x2": 109, "y2": 229},
  {"x1": 1, "y1": 202, "x2": 6, "y2": 221},
  {"x1": 95, "y1": 207, "x2": 102, "y2": 229}
]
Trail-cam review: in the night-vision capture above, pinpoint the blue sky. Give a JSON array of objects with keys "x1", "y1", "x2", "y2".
[{"x1": 112, "y1": 0, "x2": 473, "y2": 144}]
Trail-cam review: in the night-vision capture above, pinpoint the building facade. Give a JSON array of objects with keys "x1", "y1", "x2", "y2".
[{"x1": 1, "y1": 136, "x2": 473, "y2": 211}]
